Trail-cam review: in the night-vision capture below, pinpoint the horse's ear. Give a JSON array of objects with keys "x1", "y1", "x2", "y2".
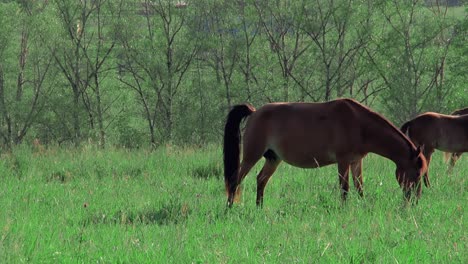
[
  {"x1": 411, "y1": 145, "x2": 423, "y2": 160},
  {"x1": 416, "y1": 155, "x2": 423, "y2": 167},
  {"x1": 417, "y1": 145, "x2": 424, "y2": 154},
  {"x1": 414, "y1": 146, "x2": 426, "y2": 168}
]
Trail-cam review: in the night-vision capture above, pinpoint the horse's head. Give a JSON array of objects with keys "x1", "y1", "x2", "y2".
[{"x1": 396, "y1": 146, "x2": 427, "y2": 202}]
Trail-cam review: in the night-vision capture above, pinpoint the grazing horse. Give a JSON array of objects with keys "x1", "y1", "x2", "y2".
[
  {"x1": 443, "y1": 107, "x2": 468, "y2": 171},
  {"x1": 223, "y1": 98, "x2": 427, "y2": 207},
  {"x1": 401, "y1": 111, "x2": 468, "y2": 181}
]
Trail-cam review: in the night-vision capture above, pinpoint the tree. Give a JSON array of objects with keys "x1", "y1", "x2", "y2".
[
  {"x1": 255, "y1": 1, "x2": 311, "y2": 101},
  {"x1": 300, "y1": 0, "x2": 374, "y2": 101},
  {"x1": 0, "y1": 1, "x2": 54, "y2": 149},
  {"x1": 428, "y1": 2, "x2": 467, "y2": 111},
  {"x1": 81, "y1": 0, "x2": 125, "y2": 148},
  {"x1": 366, "y1": 0, "x2": 456, "y2": 123},
  {"x1": 52, "y1": 0, "x2": 124, "y2": 147},
  {"x1": 118, "y1": 0, "x2": 197, "y2": 146},
  {"x1": 196, "y1": 1, "x2": 243, "y2": 110},
  {"x1": 236, "y1": 0, "x2": 261, "y2": 103}
]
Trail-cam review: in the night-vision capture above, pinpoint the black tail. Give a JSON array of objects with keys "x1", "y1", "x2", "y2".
[
  {"x1": 400, "y1": 121, "x2": 411, "y2": 136},
  {"x1": 223, "y1": 104, "x2": 255, "y2": 204}
]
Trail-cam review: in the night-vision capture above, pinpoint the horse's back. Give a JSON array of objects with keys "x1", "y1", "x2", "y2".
[
  {"x1": 250, "y1": 100, "x2": 360, "y2": 137},
  {"x1": 412, "y1": 112, "x2": 467, "y2": 125},
  {"x1": 452, "y1": 107, "x2": 468, "y2": 116},
  {"x1": 408, "y1": 112, "x2": 468, "y2": 151},
  {"x1": 253, "y1": 99, "x2": 359, "y2": 121}
]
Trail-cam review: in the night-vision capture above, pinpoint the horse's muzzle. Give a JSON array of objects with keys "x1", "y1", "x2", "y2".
[{"x1": 402, "y1": 181, "x2": 422, "y2": 204}]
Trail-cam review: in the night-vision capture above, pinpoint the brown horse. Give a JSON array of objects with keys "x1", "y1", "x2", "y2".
[
  {"x1": 401, "y1": 111, "x2": 468, "y2": 181},
  {"x1": 442, "y1": 107, "x2": 468, "y2": 170},
  {"x1": 223, "y1": 98, "x2": 427, "y2": 207}
]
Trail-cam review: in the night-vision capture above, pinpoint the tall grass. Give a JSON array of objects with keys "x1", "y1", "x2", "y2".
[{"x1": 0, "y1": 145, "x2": 466, "y2": 263}]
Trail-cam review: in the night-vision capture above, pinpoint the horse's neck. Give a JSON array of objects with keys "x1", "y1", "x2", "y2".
[{"x1": 366, "y1": 125, "x2": 411, "y2": 166}]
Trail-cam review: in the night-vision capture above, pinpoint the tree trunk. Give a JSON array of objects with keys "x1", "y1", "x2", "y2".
[
  {"x1": 0, "y1": 65, "x2": 12, "y2": 149},
  {"x1": 95, "y1": 80, "x2": 105, "y2": 148},
  {"x1": 16, "y1": 28, "x2": 28, "y2": 101},
  {"x1": 72, "y1": 85, "x2": 81, "y2": 147}
]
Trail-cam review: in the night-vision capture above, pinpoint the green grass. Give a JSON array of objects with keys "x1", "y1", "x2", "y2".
[{"x1": 0, "y1": 145, "x2": 466, "y2": 263}]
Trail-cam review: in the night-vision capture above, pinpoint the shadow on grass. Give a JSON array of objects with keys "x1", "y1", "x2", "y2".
[
  {"x1": 47, "y1": 171, "x2": 73, "y2": 183},
  {"x1": 82, "y1": 201, "x2": 191, "y2": 226},
  {"x1": 191, "y1": 163, "x2": 222, "y2": 180}
]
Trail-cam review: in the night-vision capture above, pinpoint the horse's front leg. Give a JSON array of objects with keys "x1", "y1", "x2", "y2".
[
  {"x1": 350, "y1": 159, "x2": 364, "y2": 198},
  {"x1": 337, "y1": 161, "x2": 351, "y2": 200}
]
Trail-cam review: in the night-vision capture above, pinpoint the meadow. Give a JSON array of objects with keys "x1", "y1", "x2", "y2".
[{"x1": 0, "y1": 144, "x2": 466, "y2": 263}]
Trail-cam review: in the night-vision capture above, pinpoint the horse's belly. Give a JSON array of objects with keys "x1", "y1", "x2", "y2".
[
  {"x1": 286, "y1": 159, "x2": 336, "y2": 169},
  {"x1": 436, "y1": 138, "x2": 468, "y2": 153},
  {"x1": 279, "y1": 151, "x2": 337, "y2": 168},
  {"x1": 267, "y1": 127, "x2": 355, "y2": 168},
  {"x1": 438, "y1": 145, "x2": 468, "y2": 153}
]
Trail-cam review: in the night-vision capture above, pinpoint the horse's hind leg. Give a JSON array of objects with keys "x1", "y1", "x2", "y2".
[
  {"x1": 350, "y1": 159, "x2": 364, "y2": 198},
  {"x1": 228, "y1": 159, "x2": 259, "y2": 205},
  {"x1": 256, "y1": 158, "x2": 281, "y2": 207},
  {"x1": 337, "y1": 161, "x2": 351, "y2": 200},
  {"x1": 228, "y1": 144, "x2": 265, "y2": 205},
  {"x1": 448, "y1": 153, "x2": 461, "y2": 174}
]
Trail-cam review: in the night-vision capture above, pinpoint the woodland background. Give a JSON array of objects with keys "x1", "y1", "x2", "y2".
[{"x1": 0, "y1": 0, "x2": 466, "y2": 149}]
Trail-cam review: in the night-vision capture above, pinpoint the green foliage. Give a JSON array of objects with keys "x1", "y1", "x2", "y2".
[
  {"x1": 115, "y1": 121, "x2": 147, "y2": 149},
  {"x1": 444, "y1": 6, "x2": 468, "y2": 110},
  {"x1": 0, "y1": 3, "x2": 16, "y2": 56},
  {"x1": 0, "y1": 1, "x2": 466, "y2": 148},
  {"x1": 0, "y1": 146, "x2": 466, "y2": 262}
]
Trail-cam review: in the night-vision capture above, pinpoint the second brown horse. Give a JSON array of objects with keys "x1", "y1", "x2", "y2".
[
  {"x1": 224, "y1": 98, "x2": 427, "y2": 207},
  {"x1": 443, "y1": 107, "x2": 468, "y2": 170},
  {"x1": 401, "y1": 110, "x2": 468, "y2": 179}
]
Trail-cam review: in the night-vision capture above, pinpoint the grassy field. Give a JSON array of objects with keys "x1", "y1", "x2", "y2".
[{"x1": 0, "y1": 145, "x2": 466, "y2": 263}]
